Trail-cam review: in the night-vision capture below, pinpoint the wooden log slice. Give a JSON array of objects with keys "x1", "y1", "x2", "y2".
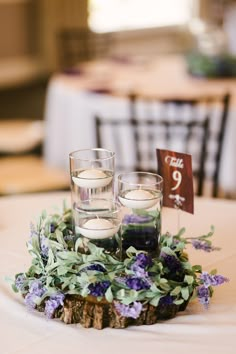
[{"x1": 57, "y1": 295, "x2": 182, "y2": 329}]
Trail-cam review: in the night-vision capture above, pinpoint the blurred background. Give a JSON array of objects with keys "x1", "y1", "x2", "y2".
[{"x1": 0, "y1": 0, "x2": 236, "y2": 197}]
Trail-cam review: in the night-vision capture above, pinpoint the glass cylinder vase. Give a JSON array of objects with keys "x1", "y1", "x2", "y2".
[
  {"x1": 118, "y1": 172, "x2": 163, "y2": 258},
  {"x1": 74, "y1": 198, "x2": 122, "y2": 258},
  {"x1": 69, "y1": 148, "x2": 115, "y2": 231}
]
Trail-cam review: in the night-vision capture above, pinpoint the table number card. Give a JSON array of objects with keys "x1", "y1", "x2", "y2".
[{"x1": 156, "y1": 149, "x2": 194, "y2": 214}]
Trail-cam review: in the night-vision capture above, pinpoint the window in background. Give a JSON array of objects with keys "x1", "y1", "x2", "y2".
[{"x1": 89, "y1": 0, "x2": 195, "y2": 33}]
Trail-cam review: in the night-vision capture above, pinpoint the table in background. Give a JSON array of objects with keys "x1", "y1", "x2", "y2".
[
  {"x1": 44, "y1": 55, "x2": 236, "y2": 195},
  {"x1": 0, "y1": 192, "x2": 236, "y2": 354}
]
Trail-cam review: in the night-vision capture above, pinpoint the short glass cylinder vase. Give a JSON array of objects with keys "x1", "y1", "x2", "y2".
[
  {"x1": 118, "y1": 172, "x2": 163, "y2": 258},
  {"x1": 74, "y1": 199, "x2": 122, "y2": 258},
  {"x1": 69, "y1": 148, "x2": 115, "y2": 221}
]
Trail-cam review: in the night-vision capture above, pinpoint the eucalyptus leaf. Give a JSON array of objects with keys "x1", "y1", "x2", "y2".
[
  {"x1": 105, "y1": 287, "x2": 113, "y2": 302},
  {"x1": 75, "y1": 237, "x2": 83, "y2": 252},
  {"x1": 161, "y1": 247, "x2": 176, "y2": 256},
  {"x1": 116, "y1": 289, "x2": 126, "y2": 299},
  {"x1": 159, "y1": 282, "x2": 171, "y2": 291},
  {"x1": 192, "y1": 265, "x2": 202, "y2": 273},
  {"x1": 57, "y1": 266, "x2": 71, "y2": 276},
  {"x1": 81, "y1": 287, "x2": 90, "y2": 297},
  {"x1": 57, "y1": 222, "x2": 67, "y2": 232},
  {"x1": 176, "y1": 227, "x2": 186, "y2": 237},
  {"x1": 173, "y1": 299, "x2": 184, "y2": 305},
  {"x1": 121, "y1": 296, "x2": 136, "y2": 305},
  {"x1": 150, "y1": 294, "x2": 162, "y2": 306},
  {"x1": 170, "y1": 286, "x2": 182, "y2": 296},
  {"x1": 184, "y1": 275, "x2": 194, "y2": 285},
  {"x1": 210, "y1": 269, "x2": 217, "y2": 275},
  {"x1": 125, "y1": 246, "x2": 138, "y2": 257},
  {"x1": 181, "y1": 287, "x2": 189, "y2": 300}
]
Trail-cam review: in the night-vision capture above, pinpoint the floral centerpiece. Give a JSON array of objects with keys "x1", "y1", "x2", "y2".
[{"x1": 11, "y1": 204, "x2": 228, "y2": 329}]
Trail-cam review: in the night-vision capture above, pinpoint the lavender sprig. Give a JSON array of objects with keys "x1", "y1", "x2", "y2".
[
  {"x1": 125, "y1": 277, "x2": 151, "y2": 290},
  {"x1": 24, "y1": 280, "x2": 46, "y2": 309},
  {"x1": 114, "y1": 301, "x2": 143, "y2": 319},
  {"x1": 40, "y1": 235, "x2": 49, "y2": 257},
  {"x1": 88, "y1": 281, "x2": 110, "y2": 297},
  {"x1": 130, "y1": 252, "x2": 153, "y2": 277},
  {"x1": 45, "y1": 293, "x2": 65, "y2": 318},
  {"x1": 175, "y1": 226, "x2": 220, "y2": 253},
  {"x1": 197, "y1": 271, "x2": 229, "y2": 308},
  {"x1": 191, "y1": 240, "x2": 220, "y2": 252},
  {"x1": 15, "y1": 274, "x2": 26, "y2": 291},
  {"x1": 134, "y1": 253, "x2": 153, "y2": 268},
  {"x1": 197, "y1": 286, "x2": 210, "y2": 308},
  {"x1": 30, "y1": 222, "x2": 39, "y2": 239},
  {"x1": 200, "y1": 271, "x2": 229, "y2": 287}
]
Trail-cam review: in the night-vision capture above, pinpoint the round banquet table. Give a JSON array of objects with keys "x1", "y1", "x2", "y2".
[
  {"x1": 44, "y1": 56, "x2": 236, "y2": 196},
  {"x1": 0, "y1": 192, "x2": 235, "y2": 354}
]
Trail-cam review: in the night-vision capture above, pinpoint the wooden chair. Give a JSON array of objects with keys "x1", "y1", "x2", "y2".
[
  {"x1": 0, "y1": 120, "x2": 70, "y2": 195},
  {"x1": 57, "y1": 28, "x2": 112, "y2": 69},
  {"x1": 0, "y1": 119, "x2": 44, "y2": 156},
  {"x1": 95, "y1": 93, "x2": 230, "y2": 197}
]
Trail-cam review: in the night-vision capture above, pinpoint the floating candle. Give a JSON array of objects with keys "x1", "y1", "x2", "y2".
[
  {"x1": 119, "y1": 189, "x2": 158, "y2": 209},
  {"x1": 78, "y1": 218, "x2": 119, "y2": 239},
  {"x1": 72, "y1": 169, "x2": 113, "y2": 188}
]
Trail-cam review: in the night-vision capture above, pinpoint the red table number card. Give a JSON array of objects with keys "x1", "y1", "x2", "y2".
[{"x1": 156, "y1": 149, "x2": 194, "y2": 214}]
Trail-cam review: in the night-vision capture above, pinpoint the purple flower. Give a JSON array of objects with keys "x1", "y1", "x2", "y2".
[
  {"x1": 122, "y1": 214, "x2": 153, "y2": 225},
  {"x1": 15, "y1": 274, "x2": 26, "y2": 291},
  {"x1": 130, "y1": 253, "x2": 153, "y2": 277},
  {"x1": 85, "y1": 264, "x2": 106, "y2": 273},
  {"x1": 161, "y1": 254, "x2": 184, "y2": 281},
  {"x1": 50, "y1": 224, "x2": 56, "y2": 233},
  {"x1": 159, "y1": 295, "x2": 174, "y2": 306},
  {"x1": 29, "y1": 280, "x2": 46, "y2": 297},
  {"x1": 24, "y1": 293, "x2": 38, "y2": 309},
  {"x1": 197, "y1": 286, "x2": 210, "y2": 308},
  {"x1": 135, "y1": 253, "x2": 153, "y2": 268},
  {"x1": 200, "y1": 271, "x2": 229, "y2": 288},
  {"x1": 192, "y1": 240, "x2": 217, "y2": 252},
  {"x1": 115, "y1": 277, "x2": 127, "y2": 285},
  {"x1": 40, "y1": 235, "x2": 49, "y2": 257},
  {"x1": 78, "y1": 264, "x2": 106, "y2": 276},
  {"x1": 114, "y1": 301, "x2": 143, "y2": 319},
  {"x1": 130, "y1": 264, "x2": 149, "y2": 277},
  {"x1": 125, "y1": 277, "x2": 151, "y2": 290},
  {"x1": 45, "y1": 293, "x2": 65, "y2": 318},
  {"x1": 88, "y1": 281, "x2": 110, "y2": 297},
  {"x1": 24, "y1": 280, "x2": 46, "y2": 309}
]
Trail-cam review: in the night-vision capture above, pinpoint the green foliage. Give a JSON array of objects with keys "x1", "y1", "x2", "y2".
[{"x1": 12, "y1": 207, "x2": 218, "y2": 309}]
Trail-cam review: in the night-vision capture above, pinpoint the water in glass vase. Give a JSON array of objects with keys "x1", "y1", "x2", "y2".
[
  {"x1": 119, "y1": 189, "x2": 162, "y2": 258},
  {"x1": 73, "y1": 198, "x2": 121, "y2": 258}
]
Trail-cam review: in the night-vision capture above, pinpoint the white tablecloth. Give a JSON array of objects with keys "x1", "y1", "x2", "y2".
[
  {"x1": 0, "y1": 192, "x2": 236, "y2": 354},
  {"x1": 44, "y1": 75, "x2": 236, "y2": 195}
]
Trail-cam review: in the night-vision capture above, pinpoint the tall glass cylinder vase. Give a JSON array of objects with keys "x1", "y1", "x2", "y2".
[
  {"x1": 69, "y1": 148, "x2": 115, "y2": 231},
  {"x1": 118, "y1": 172, "x2": 163, "y2": 258}
]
